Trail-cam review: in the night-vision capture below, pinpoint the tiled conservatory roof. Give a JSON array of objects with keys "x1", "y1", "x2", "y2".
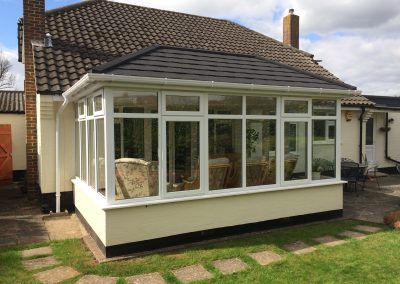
[
  {"x1": 0, "y1": 91, "x2": 25, "y2": 113},
  {"x1": 93, "y1": 45, "x2": 356, "y2": 90}
]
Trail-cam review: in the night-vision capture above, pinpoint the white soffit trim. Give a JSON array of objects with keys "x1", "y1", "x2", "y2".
[{"x1": 63, "y1": 73, "x2": 361, "y2": 101}]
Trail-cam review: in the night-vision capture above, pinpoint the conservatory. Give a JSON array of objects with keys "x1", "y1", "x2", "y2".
[{"x1": 66, "y1": 46, "x2": 356, "y2": 256}]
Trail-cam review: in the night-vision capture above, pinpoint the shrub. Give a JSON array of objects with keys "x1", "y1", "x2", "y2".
[{"x1": 383, "y1": 210, "x2": 400, "y2": 229}]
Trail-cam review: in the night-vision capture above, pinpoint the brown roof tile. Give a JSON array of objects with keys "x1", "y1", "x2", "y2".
[
  {"x1": 0, "y1": 91, "x2": 25, "y2": 113},
  {"x1": 341, "y1": 94, "x2": 374, "y2": 106},
  {"x1": 33, "y1": 0, "x2": 348, "y2": 94}
]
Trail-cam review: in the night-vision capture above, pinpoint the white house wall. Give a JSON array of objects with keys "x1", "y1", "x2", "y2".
[
  {"x1": 388, "y1": 112, "x2": 400, "y2": 163},
  {"x1": 37, "y1": 95, "x2": 75, "y2": 194},
  {"x1": 0, "y1": 113, "x2": 26, "y2": 170},
  {"x1": 341, "y1": 110, "x2": 360, "y2": 162}
]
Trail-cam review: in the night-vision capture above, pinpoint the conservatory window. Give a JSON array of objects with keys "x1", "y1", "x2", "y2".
[
  {"x1": 166, "y1": 120, "x2": 200, "y2": 192},
  {"x1": 246, "y1": 119, "x2": 276, "y2": 186},
  {"x1": 312, "y1": 120, "x2": 336, "y2": 180},
  {"x1": 96, "y1": 119, "x2": 105, "y2": 195},
  {"x1": 284, "y1": 121, "x2": 308, "y2": 181}
]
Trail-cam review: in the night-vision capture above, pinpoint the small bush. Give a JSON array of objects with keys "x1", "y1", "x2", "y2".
[{"x1": 383, "y1": 210, "x2": 400, "y2": 229}]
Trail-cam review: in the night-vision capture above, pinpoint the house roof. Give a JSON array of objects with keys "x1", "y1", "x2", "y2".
[
  {"x1": 30, "y1": 0, "x2": 350, "y2": 95},
  {"x1": 93, "y1": 45, "x2": 356, "y2": 90},
  {"x1": 364, "y1": 95, "x2": 400, "y2": 110},
  {"x1": 0, "y1": 91, "x2": 25, "y2": 114},
  {"x1": 341, "y1": 94, "x2": 375, "y2": 107}
]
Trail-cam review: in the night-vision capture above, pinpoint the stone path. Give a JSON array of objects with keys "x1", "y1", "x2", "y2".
[
  {"x1": 283, "y1": 241, "x2": 316, "y2": 255},
  {"x1": 20, "y1": 224, "x2": 383, "y2": 283},
  {"x1": 313, "y1": 235, "x2": 346, "y2": 247},
  {"x1": 213, "y1": 258, "x2": 248, "y2": 274},
  {"x1": 172, "y1": 264, "x2": 213, "y2": 283}
]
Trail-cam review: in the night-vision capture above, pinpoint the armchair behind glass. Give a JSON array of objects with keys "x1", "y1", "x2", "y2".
[{"x1": 115, "y1": 158, "x2": 158, "y2": 199}]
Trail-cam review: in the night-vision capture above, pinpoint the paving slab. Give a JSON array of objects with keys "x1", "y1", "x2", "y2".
[
  {"x1": 283, "y1": 241, "x2": 316, "y2": 255},
  {"x1": 34, "y1": 266, "x2": 80, "y2": 284},
  {"x1": 313, "y1": 235, "x2": 346, "y2": 247},
  {"x1": 22, "y1": 256, "x2": 61, "y2": 270},
  {"x1": 76, "y1": 275, "x2": 119, "y2": 284},
  {"x1": 22, "y1": 246, "x2": 53, "y2": 258},
  {"x1": 338, "y1": 230, "x2": 367, "y2": 240},
  {"x1": 172, "y1": 264, "x2": 213, "y2": 283},
  {"x1": 126, "y1": 272, "x2": 166, "y2": 284},
  {"x1": 213, "y1": 258, "x2": 248, "y2": 275},
  {"x1": 248, "y1": 250, "x2": 282, "y2": 265},
  {"x1": 353, "y1": 225, "x2": 382, "y2": 233},
  {"x1": 44, "y1": 214, "x2": 87, "y2": 240}
]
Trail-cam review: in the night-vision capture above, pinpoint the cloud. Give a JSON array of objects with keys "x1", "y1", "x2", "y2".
[{"x1": 0, "y1": 44, "x2": 24, "y2": 91}]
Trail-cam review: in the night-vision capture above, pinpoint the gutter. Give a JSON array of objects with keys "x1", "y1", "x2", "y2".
[
  {"x1": 55, "y1": 93, "x2": 70, "y2": 213},
  {"x1": 359, "y1": 107, "x2": 365, "y2": 163},
  {"x1": 385, "y1": 112, "x2": 400, "y2": 164},
  {"x1": 63, "y1": 73, "x2": 360, "y2": 101}
]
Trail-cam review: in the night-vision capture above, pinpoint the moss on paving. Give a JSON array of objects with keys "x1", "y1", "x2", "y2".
[{"x1": 1, "y1": 219, "x2": 397, "y2": 283}]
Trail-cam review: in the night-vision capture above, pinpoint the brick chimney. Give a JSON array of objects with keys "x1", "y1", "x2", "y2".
[
  {"x1": 283, "y1": 8, "x2": 299, "y2": 49},
  {"x1": 23, "y1": 0, "x2": 45, "y2": 194}
]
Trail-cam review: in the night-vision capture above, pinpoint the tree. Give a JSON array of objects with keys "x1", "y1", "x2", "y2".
[{"x1": 0, "y1": 51, "x2": 15, "y2": 89}]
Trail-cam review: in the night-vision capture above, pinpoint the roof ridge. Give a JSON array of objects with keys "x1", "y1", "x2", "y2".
[
  {"x1": 45, "y1": 0, "x2": 105, "y2": 15},
  {"x1": 105, "y1": 1, "x2": 230, "y2": 22}
]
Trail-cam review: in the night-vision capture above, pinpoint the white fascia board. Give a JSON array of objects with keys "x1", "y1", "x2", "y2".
[{"x1": 63, "y1": 73, "x2": 360, "y2": 101}]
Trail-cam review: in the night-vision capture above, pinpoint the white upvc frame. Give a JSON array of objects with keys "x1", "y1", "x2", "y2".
[
  {"x1": 162, "y1": 91, "x2": 205, "y2": 116},
  {"x1": 280, "y1": 117, "x2": 312, "y2": 186},
  {"x1": 74, "y1": 88, "x2": 341, "y2": 206},
  {"x1": 161, "y1": 116, "x2": 205, "y2": 198},
  {"x1": 282, "y1": 97, "x2": 311, "y2": 117}
]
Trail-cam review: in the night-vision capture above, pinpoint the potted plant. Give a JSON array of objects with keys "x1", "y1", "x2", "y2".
[{"x1": 312, "y1": 158, "x2": 324, "y2": 180}]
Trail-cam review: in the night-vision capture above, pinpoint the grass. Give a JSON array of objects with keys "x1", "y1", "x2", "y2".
[{"x1": 0, "y1": 219, "x2": 398, "y2": 283}]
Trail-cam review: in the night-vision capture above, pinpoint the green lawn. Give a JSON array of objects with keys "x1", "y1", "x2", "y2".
[{"x1": 0, "y1": 219, "x2": 398, "y2": 284}]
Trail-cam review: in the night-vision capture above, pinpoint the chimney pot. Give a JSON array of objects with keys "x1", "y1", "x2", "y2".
[{"x1": 289, "y1": 8, "x2": 294, "y2": 14}]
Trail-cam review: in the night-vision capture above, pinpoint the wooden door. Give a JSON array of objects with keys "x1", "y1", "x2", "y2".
[{"x1": 0, "y1": 124, "x2": 12, "y2": 184}]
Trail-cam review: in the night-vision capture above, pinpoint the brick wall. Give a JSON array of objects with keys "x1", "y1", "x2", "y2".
[
  {"x1": 283, "y1": 9, "x2": 299, "y2": 49},
  {"x1": 23, "y1": 0, "x2": 45, "y2": 193}
]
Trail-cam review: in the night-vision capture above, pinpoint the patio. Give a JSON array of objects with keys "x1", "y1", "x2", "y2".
[{"x1": 343, "y1": 174, "x2": 400, "y2": 223}]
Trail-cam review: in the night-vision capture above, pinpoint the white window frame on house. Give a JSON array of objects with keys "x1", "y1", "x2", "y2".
[{"x1": 73, "y1": 88, "x2": 341, "y2": 207}]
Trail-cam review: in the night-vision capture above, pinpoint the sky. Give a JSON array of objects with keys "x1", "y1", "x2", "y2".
[{"x1": 0, "y1": 0, "x2": 399, "y2": 96}]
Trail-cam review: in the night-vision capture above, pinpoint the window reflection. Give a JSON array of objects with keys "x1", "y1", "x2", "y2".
[{"x1": 284, "y1": 121, "x2": 308, "y2": 181}]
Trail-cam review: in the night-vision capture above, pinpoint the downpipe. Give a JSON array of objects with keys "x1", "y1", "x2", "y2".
[{"x1": 55, "y1": 95, "x2": 69, "y2": 213}]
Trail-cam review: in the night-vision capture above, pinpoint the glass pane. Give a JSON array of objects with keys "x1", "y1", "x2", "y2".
[
  {"x1": 284, "y1": 121, "x2": 308, "y2": 181},
  {"x1": 366, "y1": 118, "x2": 374, "y2": 145},
  {"x1": 209, "y1": 119, "x2": 242, "y2": 190},
  {"x1": 166, "y1": 121, "x2": 200, "y2": 192},
  {"x1": 166, "y1": 95, "x2": 200, "y2": 112},
  {"x1": 208, "y1": 95, "x2": 242, "y2": 115},
  {"x1": 246, "y1": 96, "x2": 276, "y2": 115},
  {"x1": 94, "y1": 95, "x2": 102, "y2": 112},
  {"x1": 313, "y1": 120, "x2": 336, "y2": 180},
  {"x1": 88, "y1": 120, "x2": 95, "y2": 188},
  {"x1": 78, "y1": 102, "x2": 85, "y2": 117},
  {"x1": 284, "y1": 100, "x2": 308, "y2": 114},
  {"x1": 114, "y1": 118, "x2": 159, "y2": 199},
  {"x1": 75, "y1": 122, "x2": 79, "y2": 177},
  {"x1": 312, "y1": 99, "x2": 336, "y2": 116},
  {"x1": 114, "y1": 91, "x2": 158, "y2": 113},
  {"x1": 96, "y1": 119, "x2": 105, "y2": 195},
  {"x1": 246, "y1": 120, "x2": 276, "y2": 186},
  {"x1": 80, "y1": 121, "x2": 87, "y2": 181},
  {"x1": 88, "y1": 97, "x2": 94, "y2": 116}
]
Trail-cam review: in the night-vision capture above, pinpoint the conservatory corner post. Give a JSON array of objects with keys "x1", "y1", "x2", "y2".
[{"x1": 104, "y1": 88, "x2": 116, "y2": 204}]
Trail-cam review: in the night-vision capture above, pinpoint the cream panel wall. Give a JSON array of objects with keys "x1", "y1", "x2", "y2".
[
  {"x1": 0, "y1": 114, "x2": 26, "y2": 170},
  {"x1": 388, "y1": 112, "x2": 400, "y2": 163},
  {"x1": 105, "y1": 184, "x2": 342, "y2": 246},
  {"x1": 37, "y1": 96, "x2": 75, "y2": 194},
  {"x1": 74, "y1": 182, "x2": 106, "y2": 244},
  {"x1": 341, "y1": 110, "x2": 360, "y2": 162}
]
